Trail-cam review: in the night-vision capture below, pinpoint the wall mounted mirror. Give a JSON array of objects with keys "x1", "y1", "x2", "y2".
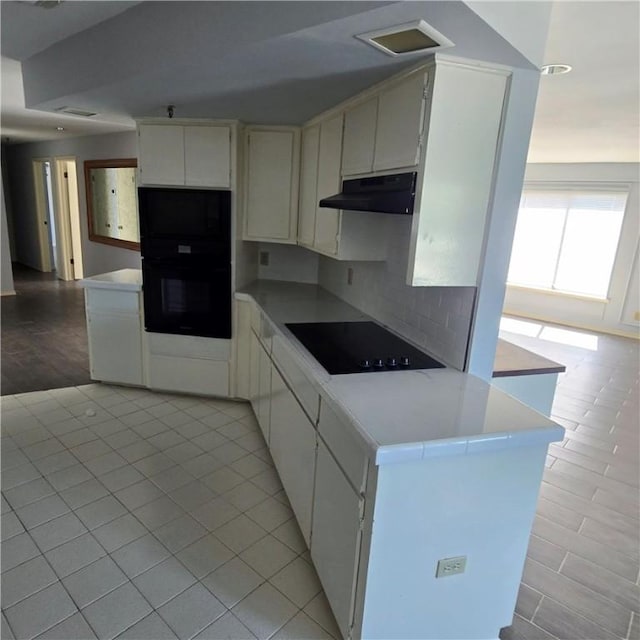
[{"x1": 85, "y1": 159, "x2": 139, "y2": 250}]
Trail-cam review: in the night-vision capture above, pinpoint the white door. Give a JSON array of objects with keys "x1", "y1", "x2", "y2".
[
  {"x1": 314, "y1": 115, "x2": 343, "y2": 255},
  {"x1": 138, "y1": 125, "x2": 185, "y2": 185},
  {"x1": 297, "y1": 125, "x2": 320, "y2": 248},
  {"x1": 374, "y1": 72, "x2": 427, "y2": 172},
  {"x1": 311, "y1": 439, "x2": 363, "y2": 640},
  {"x1": 270, "y1": 367, "x2": 317, "y2": 544},
  {"x1": 51, "y1": 159, "x2": 78, "y2": 281},
  {"x1": 184, "y1": 126, "x2": 231, "y2": 188},
  {"x1": 59, "y1": 160, "x2": 84, "y2": 279},
  {"x1": 245, "y1": 129, "x2": 296, "y2": 241},
  {"x1": 342, "y1": 97, "x2": 378, "y2": 176}
]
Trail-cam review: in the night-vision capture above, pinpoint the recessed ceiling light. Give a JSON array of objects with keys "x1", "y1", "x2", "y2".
[
  {"x1": 357, "y1": 20, "x2": 454, "y2": 57},
  {"x1": 541, "y1": 64, "x2": 572, "y2": 76},
  {"x1": 56, "y1": 127, "x2": 65, "y2": 131}
]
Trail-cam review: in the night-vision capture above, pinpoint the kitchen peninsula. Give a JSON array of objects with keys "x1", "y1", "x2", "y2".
[{"x1": 82, "y1": 272, "x2": 563, "y2": 640}]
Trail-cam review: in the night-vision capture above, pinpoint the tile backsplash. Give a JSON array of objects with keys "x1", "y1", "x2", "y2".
[
  {"x1": 257, "y1": 243, "x2": 319, "y2": 284},
  {"x1": 317, "y1": 217, "x2": 475, "y2": 370}
]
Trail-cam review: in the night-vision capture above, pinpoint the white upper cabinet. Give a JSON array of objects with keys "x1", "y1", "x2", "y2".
[
  {"x1": 137, "y1": 124, "x2": 184, "y2": 186},
  {"x1": 374, "y1": 71, "x2": 428, "y2": 172},
  {"x1": 137, "y1": 123, "x2": 232, "y2": 188},
  {"x1": 297, "y1": 116, "x2": 388, "y2": 261},
  {"x1": 184, "y1": 126, "x2": 231, "y2": 188},
  {"x1": 341, "y1": 73, "x2": 427, "y2": 177},
  {"x1": 341, "y1": 97, "x2": 378, "y2": 176},
  {"x1": 298, "y1": 124, "x2": 320, "y2": 248},
  {"x1": 243, "y1": 127, "x2": 300, "y2": 244},
  {"x1": 313, "y1": 114, "x2": 343, "y2": 256},
  {"x1": 407, "y1": 61, "x2": 508, "y2": 286}
]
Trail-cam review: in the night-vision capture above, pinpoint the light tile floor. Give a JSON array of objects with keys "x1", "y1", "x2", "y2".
[
  {"x1": 1, "y1": 385, "x2": 339, "y2": 640},
  {"x1": 1, "y1": 319, "x2": 638, "y2": 640}
]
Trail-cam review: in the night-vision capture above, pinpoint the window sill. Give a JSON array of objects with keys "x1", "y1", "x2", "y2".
[{"x1": 506, "y1": 284, "x2": 609, "y2": 304}]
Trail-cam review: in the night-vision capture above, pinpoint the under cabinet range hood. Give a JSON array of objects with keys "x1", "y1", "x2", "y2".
[{"x1": 319, "y1": 171, "x2": 417, "y2": 215}]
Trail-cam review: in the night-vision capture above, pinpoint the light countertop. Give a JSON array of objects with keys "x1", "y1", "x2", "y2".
[
  {"x1": 80, "y1": 269, "x2": 142, "y2": 292},
  {"x1": 237, "y1": 280, "x2": 564, "y2": 465}
]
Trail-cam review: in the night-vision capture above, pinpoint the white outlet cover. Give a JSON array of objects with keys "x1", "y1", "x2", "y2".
[{"x1": 436, "y1": 555, "x2": 466, "y2": 578}]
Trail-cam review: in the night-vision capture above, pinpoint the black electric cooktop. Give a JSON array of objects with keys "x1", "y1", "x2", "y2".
[{"x1": 285, "y1": 321, "x2": 445, "y2": 375}]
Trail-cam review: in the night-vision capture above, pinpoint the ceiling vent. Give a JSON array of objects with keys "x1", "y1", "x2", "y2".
[
  {"x1": 19, "y1": 1, "x2": 65, "y2": 8},
  {"x1": 54, "y1": 106, "x2": 98, "y2": 118},
  {"x1": 357, "y1": 20, "x2": 454, "y2": 57}
]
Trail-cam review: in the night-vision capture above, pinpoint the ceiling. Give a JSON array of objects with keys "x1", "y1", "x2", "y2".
[{"x1": 1, "y1": 1, "x2": 638, "y2": 163}]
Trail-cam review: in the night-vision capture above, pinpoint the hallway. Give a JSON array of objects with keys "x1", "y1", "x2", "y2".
[{"x1": 1, "y1": 264, "x2": 90, "y2": 396}]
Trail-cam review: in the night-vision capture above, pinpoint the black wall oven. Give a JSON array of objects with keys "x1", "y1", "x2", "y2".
[{"x1": 139, "y1": 187, "x2": 232, "y2": 339}]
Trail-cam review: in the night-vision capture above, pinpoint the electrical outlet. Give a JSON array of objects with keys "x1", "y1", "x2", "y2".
[
  {"x1": 347, "y1": 267, "x2": 354, "y2": 285},
  {"x1": 634, "y1": 310, "x2": 640, "y2": 322},
  {"x1": 259, "y1": 251, "x2": 270, "y2": 267},
  {"x1": 436, "y1": 555, "x2": 466, "y2": 578}
]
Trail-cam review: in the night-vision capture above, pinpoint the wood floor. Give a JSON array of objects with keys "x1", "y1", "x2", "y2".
[
  {"x1": 1, "y1": 268, "x2": 638, "y2": 639},
  {"x1": 1, "y1": 265, "x2": 91, "y2": 396},
  {"x1": 499, "y1": 318, "x2": 639, "y2": 640}
]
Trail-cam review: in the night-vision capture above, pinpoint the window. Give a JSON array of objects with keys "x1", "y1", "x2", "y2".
[{"x1": 507, "y1": 188, "x2": 628, "y2": 298}]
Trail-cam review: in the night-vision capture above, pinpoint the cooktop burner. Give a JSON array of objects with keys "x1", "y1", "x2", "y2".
[{"x1": 285, "y1": 321, "x2": 445, "y2": 375}]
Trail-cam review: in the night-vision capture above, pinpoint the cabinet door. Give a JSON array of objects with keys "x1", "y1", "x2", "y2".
[
  {"x1": 244, "y1": 129, "x2": 298, "y2": 242},
  {"x1": 184, "y1": 126, "x2": 231, "y2": 188},
  {"x1": 311, "y1": 439, "x2": 363, "y2": 640},
  {"x1": 87, "y1": 312, "x2": 143, "y2": 385},
  {"x1": 297, "y1": 125, "x2": 320, "y2": 248},
  {"x1": 314, "y1": 115, "x2": 343, "y2": 255},
  {"x1": 137, "y1": 125, "x2": 185, "y2": 185},
  {"x1": 374, "y1": 72, "x2": 427, "y2": 172},
  {"x1": 270, "y1": 367, "x2": 317, "y2": 545},
  {"x1": 249, "y1": 332, "x2": 261, "y2": 415},
  {"x1": 257, "y1": 339, "x2": 272, "y2": 443},
  {"x1": 342, "y1": 97, "x2": 378, "y2": 176}
]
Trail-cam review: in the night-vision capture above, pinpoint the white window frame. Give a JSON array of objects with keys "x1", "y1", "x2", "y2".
[{"x1": 507, "y1": 182, "x2": 630, "y2": 301}]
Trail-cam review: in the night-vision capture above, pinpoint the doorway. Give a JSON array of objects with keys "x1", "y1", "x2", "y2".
[{"x1": 31, "y1": 157, "x2": 83, "y2": 280}]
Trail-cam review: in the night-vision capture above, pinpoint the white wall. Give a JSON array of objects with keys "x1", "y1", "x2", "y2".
[
  {"x1": 1, "y1": 174, "x2": 15, "y2": 295},
  {"x1": 467, "y1": 66, "x2": 545, "y2": 381},
  {"x1": 4, "y1": 131, "x2": 141, "y2": 278},
  {"x1": 503, "y1": 163, "x2": 640, "y2": 337}
]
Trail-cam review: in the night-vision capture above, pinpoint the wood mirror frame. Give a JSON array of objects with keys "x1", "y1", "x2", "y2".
[{"x1": 85, "y1": 158, "x2": 140, "y2": 251}]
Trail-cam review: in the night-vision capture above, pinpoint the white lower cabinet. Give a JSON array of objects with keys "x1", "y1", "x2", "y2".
[
  {"x1": 145, "y1": 333, "x2": 230, "y2": 397},
  {"x1": 269, "y1": 367, "x2": 317, "y2": 545},
  {"x1": 85, "y1": 289, "x2": 143, "y2": 386},
  {"x1": 248, "y1": 330, "x2": 272, "y2": 443},
  {"x1": 311, "y1": 439, "x2": 364, "y2": 640}
]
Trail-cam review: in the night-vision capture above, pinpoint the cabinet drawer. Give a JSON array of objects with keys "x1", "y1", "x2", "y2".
[
  {"x1": 148, "y1": 354, "x2": 229, "y2": 396},
  {"x1": 86, "y1": 289, "x2": 140, "y2": 314},
  {"x1": 318, "y1": 400, "x2": 368, "y2": 493},
  {"x1": 250, "y1": 305, "x2": 275, "y2": 351},
  {"x1": 147, "y1": 333, "x2": 230, "y2": 360},
  {"x1": 271, "y1": 335, "x2": 320, "y2": 425}
]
